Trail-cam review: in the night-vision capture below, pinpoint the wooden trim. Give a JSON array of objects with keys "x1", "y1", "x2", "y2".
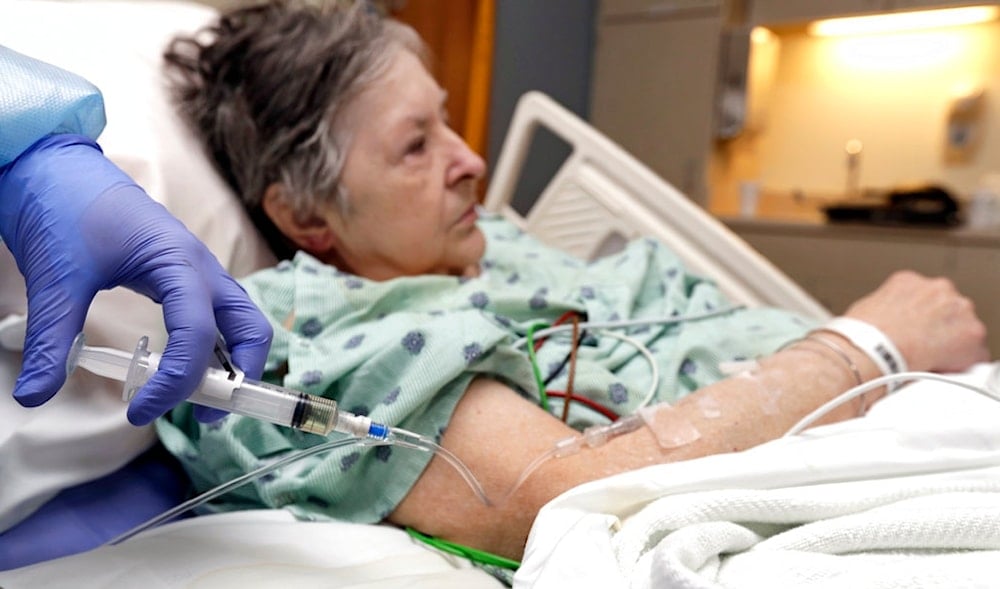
[{"x1": 463, "y1": 0, "x2": 495, "y2": 158}]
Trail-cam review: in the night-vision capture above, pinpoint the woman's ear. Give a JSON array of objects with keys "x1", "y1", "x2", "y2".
[{"x1": 261, "y1": 183, "x2": 337, "y2": 255}]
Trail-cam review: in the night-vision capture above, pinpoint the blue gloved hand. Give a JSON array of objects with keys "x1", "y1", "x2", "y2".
[{"x1": 0, "y1": 134, "x2": 273, "y2": 425}]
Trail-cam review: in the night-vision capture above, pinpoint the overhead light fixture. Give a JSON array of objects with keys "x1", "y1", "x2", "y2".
[
  {"x1": 751, "y1": 26, "x2": 775, "y2": 45},
  {"x1": 809, "y1": 5, "x2": 1000, "y2": 37}
]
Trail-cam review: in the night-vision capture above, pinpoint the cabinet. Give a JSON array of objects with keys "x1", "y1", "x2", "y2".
[
  {"x1": 589, "y1": 0, "x2": 724, "y2": 207},
  {"x1": 726, "y1": 218, "x2": 1000, "y2": 356},
  {"x1": 751, "y1": 0, "x2": 1000, "y2": 25}
]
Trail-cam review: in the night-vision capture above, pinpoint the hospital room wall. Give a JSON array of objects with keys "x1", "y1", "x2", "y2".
[{"x1": 485, "y1": 1, "x2": 599, "y2": 216}]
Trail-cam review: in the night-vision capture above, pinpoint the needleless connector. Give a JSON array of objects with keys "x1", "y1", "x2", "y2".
[{"x1": 67, "y1": 334, "x2": 390, "y2": 440}]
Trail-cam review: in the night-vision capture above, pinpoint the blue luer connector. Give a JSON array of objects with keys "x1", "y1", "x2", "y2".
[{"x1": 368, "y1": 421, "x2": 390, "y2": 440}]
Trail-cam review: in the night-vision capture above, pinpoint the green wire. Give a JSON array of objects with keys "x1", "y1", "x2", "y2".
[
  {"x1": 525, "y1": 322, "x2": 551, "y2": 412},
  {"x1": 405, "y1": 527, "x2": 521, "y2": 570}
]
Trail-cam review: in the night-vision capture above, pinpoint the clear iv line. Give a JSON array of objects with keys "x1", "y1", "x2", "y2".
[
  {"x1": 106, "y1": 427, "x2": 494, "y2": 546},
  {"x1": 107, "y1": 436, "x2": 369, "y2": 545}
]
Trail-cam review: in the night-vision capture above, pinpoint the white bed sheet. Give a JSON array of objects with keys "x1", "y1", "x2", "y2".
[{"x1": 0, "y1": 510, "x2": 505, "y2": 588}]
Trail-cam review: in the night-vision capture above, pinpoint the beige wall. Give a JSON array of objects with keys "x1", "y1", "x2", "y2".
[
  {"x1": 187, "y1": 0, "x2": 232, "y2": 8},
  {"x1": 744, "y1": 20, "x2": 1000, "y2": 202}
]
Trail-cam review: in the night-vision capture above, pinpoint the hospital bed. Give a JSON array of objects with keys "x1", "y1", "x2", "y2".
[{"x1": 4, "y1": 1, "x2": 1000, "y2": 587}]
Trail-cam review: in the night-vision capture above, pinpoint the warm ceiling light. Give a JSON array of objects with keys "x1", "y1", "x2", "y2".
[
  {"x1": 809, "y1": 5, "x2": 1000, "y2": 37},
  {"x1": 751, "y1": 26, "x2": 775, "y2": 44}
]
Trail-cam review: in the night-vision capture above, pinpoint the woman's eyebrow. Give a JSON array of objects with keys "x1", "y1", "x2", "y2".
[
  {"x1": 398, "y1": 114, "x2": 429, "y2": 132},
  {"x1": 440, "y1": 90, "x2": 450, "y2": 122},
  {"x1": 397, "y1": 91, "x2": 450, "y2": 131}
]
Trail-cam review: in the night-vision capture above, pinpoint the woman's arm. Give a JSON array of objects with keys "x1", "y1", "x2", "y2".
[{"x1": 388, "y1": 270, "x2": 989, "y2": 560}]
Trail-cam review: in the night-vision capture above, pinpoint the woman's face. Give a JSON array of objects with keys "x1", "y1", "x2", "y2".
[{"x1": 324, "y1": 48, "x2": 487, "y2": 280}]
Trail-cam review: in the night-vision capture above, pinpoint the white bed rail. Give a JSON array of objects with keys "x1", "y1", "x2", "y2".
[{"x1": 484, "y1": 91, "x2": 831, "y2": 321}]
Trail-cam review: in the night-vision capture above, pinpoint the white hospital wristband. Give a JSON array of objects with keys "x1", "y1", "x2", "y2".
[{"x1": 819, "y1": 317, "x2": 907, "y2": 389}]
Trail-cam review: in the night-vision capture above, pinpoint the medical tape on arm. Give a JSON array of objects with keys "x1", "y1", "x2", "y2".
[
  {"x1": 733, "y1": 369, "x2": 783, "y2": 415},
  {"x1": 637, "y1": 402, "x2": 702, "y2": 449},
  {"x1": 694, "y1": 394, "x2": 722, "y2": 419},
  {"x1": 735, "y1": 337, "x2": 865, "y2": 417}
]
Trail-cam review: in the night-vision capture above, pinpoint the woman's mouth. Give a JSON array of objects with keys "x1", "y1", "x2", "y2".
[{"x1": 455, "y1": 204, "x2": 478, "y2": 226}]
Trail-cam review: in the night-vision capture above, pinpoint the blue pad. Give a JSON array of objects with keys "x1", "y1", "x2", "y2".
[{"x1": 0, "y1": 443, "x2": 191, "y2": 571}]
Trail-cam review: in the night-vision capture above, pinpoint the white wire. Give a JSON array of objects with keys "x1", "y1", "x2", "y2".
[
  {"x1": 510, "y1": 305, "x2": 743, "y2": 349},
  {"x1": 592, "y1": 328, "x2": 660, "y2": 408},
  {"x1": 783, "y1": 370, "x2": 1000, "y2": 438}
]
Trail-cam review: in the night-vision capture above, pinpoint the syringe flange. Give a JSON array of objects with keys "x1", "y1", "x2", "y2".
[{"x1": 123, "y1": 336, "x2": 154, "y2": 402}]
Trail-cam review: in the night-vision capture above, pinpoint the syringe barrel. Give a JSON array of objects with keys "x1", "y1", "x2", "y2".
[
  {"x1": 126, "y1": 341, "x2": 339, "y2": 435},
  {"x1": 189, "y1": 378, "x2": 340, "y2": 436},
  {"x1": 118, "y1": 336, "x2": 395, "y2": 439}
]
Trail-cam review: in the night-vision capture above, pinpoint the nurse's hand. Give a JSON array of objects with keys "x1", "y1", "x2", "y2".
[{"x1": 0, "y1": 134, "x2": 273, "y2": 425}]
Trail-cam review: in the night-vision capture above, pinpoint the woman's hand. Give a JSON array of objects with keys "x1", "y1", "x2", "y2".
[{"x1": 843, "y1": 270, "x2": 988, "y2": 374}]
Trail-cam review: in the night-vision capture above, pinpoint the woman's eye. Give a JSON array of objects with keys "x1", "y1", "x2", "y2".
[{"x1": 406, "y1": 137, "x2": 426, "y2": 156}]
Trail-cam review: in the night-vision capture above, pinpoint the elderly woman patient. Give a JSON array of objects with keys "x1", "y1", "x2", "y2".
[{"x1": 157, "y1": 0, "x2": 988, "y2": 563}]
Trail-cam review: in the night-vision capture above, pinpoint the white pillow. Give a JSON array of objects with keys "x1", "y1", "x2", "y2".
[{"x1": 0, "y1": 0, "x2": 276, "y2": 531}]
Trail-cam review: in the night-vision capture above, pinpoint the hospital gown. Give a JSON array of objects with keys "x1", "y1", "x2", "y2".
[{"x1": 157, "y1": 214, "x2": 816, "y2": 524}]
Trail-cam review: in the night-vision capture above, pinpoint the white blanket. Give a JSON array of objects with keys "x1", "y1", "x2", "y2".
[{"x1": 514, "y1": 364, "x2": 1000, "y2": 588}]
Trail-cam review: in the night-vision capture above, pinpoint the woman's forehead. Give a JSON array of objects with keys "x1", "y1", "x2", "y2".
[{"x1": 358, "y1": 50, "x2": 443, "y2": 125}]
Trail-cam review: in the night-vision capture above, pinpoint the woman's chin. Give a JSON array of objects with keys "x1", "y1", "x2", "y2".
[{"x1": 452, "y1": 228, "x2": 487, "y2": 276}]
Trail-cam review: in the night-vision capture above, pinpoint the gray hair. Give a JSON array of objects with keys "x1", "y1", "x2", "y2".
[{"x1": 163, "y1": 0, "x2": 426, "y2": 259}]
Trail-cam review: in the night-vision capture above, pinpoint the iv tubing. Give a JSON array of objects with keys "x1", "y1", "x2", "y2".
[
  {"x1": 108, "y1": 436, "x2": 368, "y2": 545},
  {"x1": 386, "y1": 427, "x2": 492, "y2": 506},
  {"x1": 499, "y1": 414, "x2": 646, "y2": 501},
  {"x1": 108, "y1": 426, "x2": 493, "y2": 546}
]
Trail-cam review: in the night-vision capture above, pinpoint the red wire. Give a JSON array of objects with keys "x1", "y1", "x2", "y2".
[
  {"x1": 533, "y1": 310, "x2": 581, "y2": 352},
  {"x1": 534, "y1": 311, "x2": 615, "y2": 422},
  {"x1": 545, "y1": 390, "x2": 619, "y2": 421}
]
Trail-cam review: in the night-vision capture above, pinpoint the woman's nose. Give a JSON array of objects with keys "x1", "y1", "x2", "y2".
[{"x1": 446, "y1": 130, "x2": 486, "y2": 186}]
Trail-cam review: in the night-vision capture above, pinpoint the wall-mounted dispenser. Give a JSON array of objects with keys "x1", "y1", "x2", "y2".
[
  {"x1": 945, "y1": 86, "x2": 986, "y2": 164},
  {"x1": 714, "y1": 25, "x2": 752, "y2": 140}
]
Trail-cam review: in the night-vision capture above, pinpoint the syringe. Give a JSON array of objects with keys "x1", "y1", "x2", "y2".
[{"x1": 67, "y1": 334, "x2": 390, "y2": 440}]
